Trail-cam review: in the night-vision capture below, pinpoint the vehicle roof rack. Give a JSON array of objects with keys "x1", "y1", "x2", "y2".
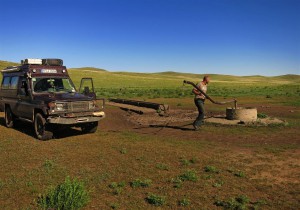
[{"x1": 1, "y1": 66, "x2": 21, "y2": 73}]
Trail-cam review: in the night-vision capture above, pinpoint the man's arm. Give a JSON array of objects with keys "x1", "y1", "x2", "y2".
[
  {"x1": 192, "y1": 88, "x2": 201, "y2": 95},
  {"x1": 193, "y1": 83, "x2": 203, "y2": 95}
]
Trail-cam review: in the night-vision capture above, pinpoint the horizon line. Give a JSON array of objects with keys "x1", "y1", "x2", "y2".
[
  {"x1": 1, "y1": 60, "x2": 299, "y2": 77},
  {"x1": 70, "y1": 66, "x2": 300, "y2": 77}
]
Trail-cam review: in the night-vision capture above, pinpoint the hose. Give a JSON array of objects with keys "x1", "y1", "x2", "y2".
[{"x1": 183, "y1": 80, "x2": 237, "y2": 108}]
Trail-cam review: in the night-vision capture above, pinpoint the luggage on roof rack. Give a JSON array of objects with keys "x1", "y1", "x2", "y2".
[
  {"x1": 42, "y1": 59, "x2": 63, "y2": 66},
  {"x1": 23, "y1": 59, "x2": 42, "y2": 65}
]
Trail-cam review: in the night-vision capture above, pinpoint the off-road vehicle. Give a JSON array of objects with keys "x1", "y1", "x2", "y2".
[{"x1": 0, "y1": 58, "x2": 105, "y2": 140}]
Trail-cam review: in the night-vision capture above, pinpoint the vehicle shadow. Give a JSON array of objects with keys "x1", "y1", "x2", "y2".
[
  {"x1": 0, "y1": 118, "x2": 36, "y2": 137},
  {"x1": 52, "y1": 127, "x2": 84, "y2": 139},
  {"x1": 0, "y1": 118, "x2": 86, "y2": 140}
]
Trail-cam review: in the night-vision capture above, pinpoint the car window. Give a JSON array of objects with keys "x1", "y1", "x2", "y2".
[
  {"x1": 2, "y1": 77, "x2": 11, "y2": 89},
  {"x1": 10, "y1": 76, "x2": 19, "y2": 89},
  {"x1": 33, "y1": 77, "x2": 76, "y2": 93}
]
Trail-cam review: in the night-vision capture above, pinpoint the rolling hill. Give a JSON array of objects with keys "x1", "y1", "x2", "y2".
[
  {"x1": 1, "y1": 60, "x2": 299, "y2": 85},
  {"x1": 0, "y1": 60, "x2": 19, "y2": 70},
  {"x1": 0, "y1": 60, "x2": 299, "y2": 99}
]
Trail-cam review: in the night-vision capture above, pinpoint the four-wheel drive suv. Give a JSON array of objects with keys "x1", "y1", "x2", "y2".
[{"x1": 0, "y1": 58, "x2": 105, "y2": 140}]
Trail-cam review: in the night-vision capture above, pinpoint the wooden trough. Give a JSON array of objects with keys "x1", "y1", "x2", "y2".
[{"x1": 107, "y1": 98, "x2": 169, "y2": 115}]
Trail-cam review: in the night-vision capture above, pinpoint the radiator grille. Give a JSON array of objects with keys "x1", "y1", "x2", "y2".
[{"x1": 70, "y1": 101, "x2": 89, "y2": 112}]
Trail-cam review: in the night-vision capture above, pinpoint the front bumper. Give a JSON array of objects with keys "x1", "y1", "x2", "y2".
[{"x1": 47, "y1": 111, "x2": 105, "y2": 125}]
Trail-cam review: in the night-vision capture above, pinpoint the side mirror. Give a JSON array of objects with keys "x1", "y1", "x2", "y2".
[{"x1": 83, "y1": 86, "x2": 90, "y2": 95}]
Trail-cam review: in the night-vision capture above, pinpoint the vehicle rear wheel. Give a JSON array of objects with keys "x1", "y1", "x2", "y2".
[
  {"x1": 5, "y1": 106, "x2": 15, "y2": 128},
  {"x1": 34, "y1": 113, "x2": 53, "y2": 140},
  {"x1": 81, "y1": 122, "x2": 98, "y2": 133}
]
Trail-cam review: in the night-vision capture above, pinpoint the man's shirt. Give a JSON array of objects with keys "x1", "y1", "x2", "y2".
[{"x1": 194, "y1": 82, "x2": 207, "y2": 99}]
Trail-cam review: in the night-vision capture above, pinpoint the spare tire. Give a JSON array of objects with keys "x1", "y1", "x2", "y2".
[{"x1": 42, "y1": 59, "x2": 63, "y2": 66}]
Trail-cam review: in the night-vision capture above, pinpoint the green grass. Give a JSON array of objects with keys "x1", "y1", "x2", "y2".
[
  {"x1": 67, "y1": 67, "x2": 300, "y2": 99},
  {"x1": 0, "y1": 179, "x2": 4, "y2": 189},
  {"x1": 213, "y1": 195, "x2": 267, "y2": 210},
  {"x1": 204, "y1": 165, "x2": 220, "y2": 173},
  {"x1": 171, "y1": 177, "x2": 183, "y2": 188},
  {"x1": 119, "y1": 148, "x2": 127, "y2": 154},
  {"x1": 130, "y1": 179, "x2": 152, "y2": 188},
  {"x1": 0, "y1": 120, "x2": 298, "y2": 209},
  {"x1": 37, "y1": 176, "x2": 89, "y2": 210},
  {"x1": 214, "y1": 195, "x2": 250, "y2": 209},
  {"x1": 213, "y1": 180, "x2": 225, "y2": 188},
  {"x1": 180, "y1": 158, "x2": 197, "y2": 166},
  {"x1": 146, "y1": 194, "x2": 166, "y2": 206},
  {"x1": 257, "y1": 113, "x2": 268, "y2": 119},
  {"x1": 43, "y1": 159, "x2": 55, "y2": 173},
  {"x1": 68, "y1": 68, "x2": 300, "y2": 100},
  {"x1": 1, "y1": 60, "x2": 299, "y2": 102},
  {"x1": 109, "y1": 181, "x2": 126, "y2": 195},
  {"x1": 0, "y1": 60, "x2": 19, "y2": 70},
  {"x1": 110, "y1": 203, "x2": 120, "y2": 209},
  {"x1": 234, "y1": 171, "x2": 246, "y2": 178},
  {"x1": 178, "y1": 198, "x2": 191, "y2": 206},
  {"x1": 0, "y1": 60, "x2": 299, "y2": 209},
  {"x1": 178, "y1": 170, "x2": 198, "y2": 182},
  {"x1": 156, "y1": 163, "x2": 169, "y2": 171}
]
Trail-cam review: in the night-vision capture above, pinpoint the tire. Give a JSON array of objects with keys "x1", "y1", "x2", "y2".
[
  {"x1": 81, "y1": 122, "x2": 98, "y2": 134},
  {"x1": 5, "y1": 106, "x2": 15, "y2": 128},
  {"x1": 34, "y1": 113, "x2": 53, "y2": 140}
]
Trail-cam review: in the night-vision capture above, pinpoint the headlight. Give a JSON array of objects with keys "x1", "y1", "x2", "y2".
[
  {"x1": 48, "y1": 102, "x2": 67, "y2": 112},
  {"x1": 56, "y1": 103, "x2": 65, "y2": 111}
]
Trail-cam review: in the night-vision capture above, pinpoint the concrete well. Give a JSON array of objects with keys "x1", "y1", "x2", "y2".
[{"x1": 226, "y1": 107, "x2": 257, "y2": 121}]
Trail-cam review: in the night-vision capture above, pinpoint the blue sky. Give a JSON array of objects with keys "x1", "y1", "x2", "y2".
[{"x1": 0, "y1": 0, "x2": 299, "y2": 75}]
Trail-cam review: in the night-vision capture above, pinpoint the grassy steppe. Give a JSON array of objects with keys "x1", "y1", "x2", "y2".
[
  {"x1": 1, "y1": 61, "x2": 299, "y2": 103},
  {"x1": 68, "y1": 67, "x2": 300, "y2": 101},
  {"x1": 0, "y1": 60, "x2": 299, "y2": 209}
]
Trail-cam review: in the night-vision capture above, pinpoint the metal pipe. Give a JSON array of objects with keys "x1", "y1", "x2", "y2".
[
  {"x1": 183, "y1": 80, "x2": 237, "y2": 107},
  {"x1": 109, "y1": 98, "x2": 169, "y2": 112}
]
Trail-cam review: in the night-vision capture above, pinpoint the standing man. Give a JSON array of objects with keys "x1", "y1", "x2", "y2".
[{"x1": 192, "y1": 75, "x2": 210, "y2": 130}]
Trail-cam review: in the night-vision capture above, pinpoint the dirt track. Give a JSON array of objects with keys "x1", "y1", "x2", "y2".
[{"x1": 102, "y1": 105, "x2": 299, "y2": 145}]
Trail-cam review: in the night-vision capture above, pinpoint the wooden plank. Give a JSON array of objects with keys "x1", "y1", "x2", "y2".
[{"x1": 106, "y1": 102, "x2": 157, "y2": 114}]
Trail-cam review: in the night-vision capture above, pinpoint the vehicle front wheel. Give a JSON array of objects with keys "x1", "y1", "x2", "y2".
[
  {"x1": 5, "y1": 106, "x2": 15, "y2": 128},
  {"x1": 81, "y1": 122, "x2": 98, "y2": 133},
  {"x1": 34, "y1": 113, "x2": 53, "y2": 140}
]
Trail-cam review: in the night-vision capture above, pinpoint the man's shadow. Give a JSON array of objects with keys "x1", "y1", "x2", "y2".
[{"x1": 148, "y1": 123, "x2": 195, "y2": 131}]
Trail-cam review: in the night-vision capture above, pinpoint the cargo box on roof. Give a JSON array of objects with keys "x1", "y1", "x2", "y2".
[
  {"x1": 42, "y1": 59, "x2": 63, "y2": 66},
  {"x1": 23, "y1": 59, "x2": 42, "y2": 65}
]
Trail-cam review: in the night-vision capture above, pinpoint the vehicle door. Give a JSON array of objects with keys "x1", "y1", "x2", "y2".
[{"x1": 16, "y1": 77, "x2": 33, "y2": 120}]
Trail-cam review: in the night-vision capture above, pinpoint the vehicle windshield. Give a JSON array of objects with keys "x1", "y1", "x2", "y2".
[{"x1": 32, "y1": 77, "x2": 76, "y2": 93}]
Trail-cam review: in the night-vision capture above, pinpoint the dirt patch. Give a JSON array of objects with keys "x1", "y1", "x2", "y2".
[
  {"x1": 127, "y1": 109, "x2": 196, "y2": 126},
  {"x1": 123, "y1": 108, "x2": 286, "y2": 127},
  {"x1": 206, "y1": 116, "x2": 286, "y2": 126}
]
